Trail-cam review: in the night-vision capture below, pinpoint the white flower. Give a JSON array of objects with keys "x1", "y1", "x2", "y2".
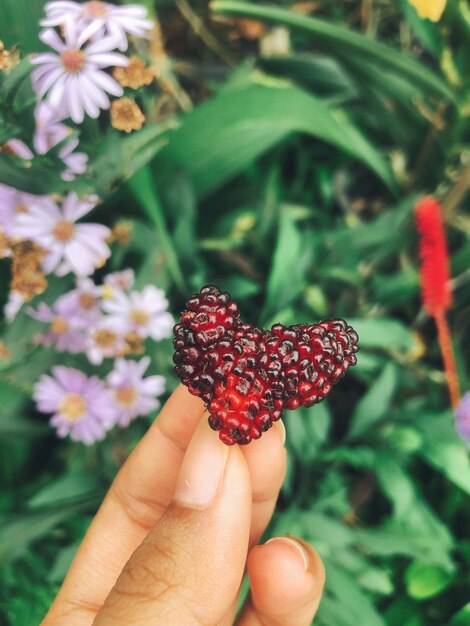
[
  {"x1": 34, "y1": 366, "x2": 117, "y2": 444},
  {"x1": 56, "y1": 277, "x2": 103, "y2": 323},
  {"x1": 104, "y1": 269, "x2": 135, "y2": 291},
  {"x1": 0, "y1": 183, "x2": 50, "y2": 237},
  {"x1": 14, "y1": 192, "x2": 111, "y2": 277},
  {"x1": 85, "y1": 318, "x2": 126, "y2": 365},
  {"x1": 102, "y1": 285, "x2": 173, "y2": 340},
  {"x1": 32, "y1": 23, "x2": 128, "y2": 124},
  {"x1": 42, "y1": 1, "x2": 154, "y2": 51},
  {"x1": 107, "y1": 356, "x2": 165, "y2": 427},
  {"x1": 33, "y1": 102, "x2": 88, "y2": 180}
]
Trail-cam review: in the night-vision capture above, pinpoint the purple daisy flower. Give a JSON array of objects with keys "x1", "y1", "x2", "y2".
[
  {"x1": 58, "y1": 137, "x2": 88, "y2": 181},
  {"x1": 107, "y1": 356, "x2": 165, "y2": 427},
  {"x1": 455, "y1": 392, "x2": 470, "y2": 446},
  {"x1": 102, "y1": 285, "x2": 173, "y2": 340},
  {"x1": 14, "y1": 192, "x2": 111, "y2": 277},
  {"x1": 32, "y1": 22, "x2": 128, "y2": 124},
  {"x1": 85, "y1": 318, "x2": 127, "y2": 365},
  {"x1": 34, "y1": 102, "x2": 70, "y2": 154},
  {"x1": 33, "y1": 102, "x2": 88, "y2": 180},
  {"x1": 28, "y1": 299, "x2": 87, "y2": 353},
  {"x1": 34, "y1": 366, "x2": 117, "y2": 444},
  {"x1": 0, "y1": 184, "x2": 49, "y2": 237},
  {"x1": 42, "y1": 1, "x2": 153, "y2": 51},
  {"x1": 104, "y1": 269, "x2": 135, "y2": 291},
  {"x1": 56, "y1": 277, "x2": 102, "y2": 323}
]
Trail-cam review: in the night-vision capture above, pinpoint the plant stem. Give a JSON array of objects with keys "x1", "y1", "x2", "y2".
[{"x1": 434, "y1": 310, "x2": 461, "y2": 408}]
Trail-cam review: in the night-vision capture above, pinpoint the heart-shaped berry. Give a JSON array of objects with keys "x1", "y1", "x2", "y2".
[{"x1": 173, "y1": 285, "x2": 359, "y2": 445}]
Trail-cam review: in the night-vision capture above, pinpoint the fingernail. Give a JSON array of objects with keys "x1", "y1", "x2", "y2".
[
  {"x1": 174, "y1": 420, "x2": 229, "y2": 508},
  {"x1": 276, "y1": 420, "x2": 286, "y2": 446},
  {"x1": 266, "y1": 536, "x2": 310, "y2": 571}
]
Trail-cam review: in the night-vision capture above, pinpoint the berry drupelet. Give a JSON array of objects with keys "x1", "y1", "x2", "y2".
[{"x1": 173, "y1": 285, "x2": 359, "y2": 445}]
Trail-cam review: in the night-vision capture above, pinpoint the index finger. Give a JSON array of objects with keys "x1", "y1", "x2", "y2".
[{"x1": 42, "y1": 385, "x2": 205, "y2": 626}]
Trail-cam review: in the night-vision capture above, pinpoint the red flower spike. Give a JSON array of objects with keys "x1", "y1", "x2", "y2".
[
  {"x1": 415, "y1": 196, "x2": 452, "y2": 317},
  {"x1": 414, "y1": 196, "x2": 461, "y2": 408},
  {"x1": 173, "y1": 285, "x2": 359, "y2": 445}
]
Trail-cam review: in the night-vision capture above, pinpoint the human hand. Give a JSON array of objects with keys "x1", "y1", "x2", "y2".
[{"x1": 42, "y1": 385, "x2": 325, "y2": 625}]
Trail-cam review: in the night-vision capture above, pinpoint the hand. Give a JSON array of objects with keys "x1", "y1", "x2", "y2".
[{"x1": 42, "y1": 385, "x2": 325, "y2": 625}]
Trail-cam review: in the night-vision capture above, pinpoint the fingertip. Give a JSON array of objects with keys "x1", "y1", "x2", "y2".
[{"x1": 247, "y1": 536, "x2": 325, "y2": 619}]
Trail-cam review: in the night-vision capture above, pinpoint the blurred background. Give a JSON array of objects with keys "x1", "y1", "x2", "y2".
[{"x1": 0, "y1": 1, "x2": 469, "y2": 624}]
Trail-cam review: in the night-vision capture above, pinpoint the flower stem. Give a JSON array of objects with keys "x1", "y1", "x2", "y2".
[{"x1": 434, "y1": 310, "x2": 461, "y2": 408}]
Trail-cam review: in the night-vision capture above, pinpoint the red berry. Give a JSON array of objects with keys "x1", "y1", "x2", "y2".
[{"x1": 173, "y1": 286, "x2": 359, "y2": 445}]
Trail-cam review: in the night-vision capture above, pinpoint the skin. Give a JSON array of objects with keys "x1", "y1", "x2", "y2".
[{"x1": 41, "y1": 385, "x2": 325, "y2": 626}]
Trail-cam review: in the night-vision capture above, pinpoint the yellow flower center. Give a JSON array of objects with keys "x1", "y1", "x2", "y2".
[
  {"x1": 92, "y1": 328, "x2": 117, "y2": 349},
  {"x1": 130, "y1": 309, "x2": 149, "y2": 326},
  {"x1": 79, "y1": 293, "x2": 96, "y2": 310},
  {"x1": 115, "y1": 386, "x2": 138, "y2": 407},
  {"x1": 59, "y1": 392, "x2": 86, "y2": 421},
  {"x1": 51, "y1": 317, "x2": 68, "y2": 334},
  {"x1": 53, "y1": 219, "x2": 75, "y2": 242},
  {"x1": 84, "y1": 1, "x2": 108, "y2": 17},
  {"x1": 61, "y1": 49, "x2": 86, "y2": 74}
]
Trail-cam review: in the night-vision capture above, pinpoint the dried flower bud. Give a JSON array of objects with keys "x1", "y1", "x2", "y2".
[
  {"x1": 110, "y1": 98, "x2": 145, "y2": 133},
  {"x1": 113, "y1": 56, "x2": 155, "y2": 89},
  {"x1": 10, "y1": 240, "x2": 48, "y2": 300}
]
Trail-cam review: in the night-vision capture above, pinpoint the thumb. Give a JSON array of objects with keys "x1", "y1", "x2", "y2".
[{"x1": 94, "y1": 418, "x2": 252, "y2": 626}]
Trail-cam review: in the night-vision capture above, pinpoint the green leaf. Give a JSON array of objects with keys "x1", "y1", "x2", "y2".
[
  {"x1": 28, "y1": 472, "x2": 102, "y2": 509},
  {"x1": 262, "y1": 210, "x2": 312, "y2": 319},
  {"x1": 349, "y1": 363, "x2": 397, "y2": 438},
  {"x1": 405, "y1": 562, "x2": 453, "y2": 600},
  {"x1": 0, "y1": 58, "x2": 33, "y2": 106},
  {"x1": 449, "y1": 604, "x2": 470, "y2": 626},
  {"x1": 153, "y1": 82, "x2": 396, "y2": 198},
  {"x1": 211, "y1": 1, "x2": 455, "y2": 102},
  {"x1": 0, "y1": 0, "x2": 45, "y2": 54},
  {"x1": 128, "y1": 166, "x2": 187, "y2": 293},
  {"x1": 347, "y1": 318, "x2": 416, "y2": 350},
  {"x1": 48, "y1": 543, "x2": 80, "y2": 583},
  {"x1": 322, "y1": 561, "x2": 387, "y2": 626},
  {"x1": 0, "y1": 498, "x2": 99, "y2": 563},
  {"x1": 260, "y1": 53, "x2": 358, "y2": 104},
  {"x1": 417, "y1": 411, "x2": 470, "y2": 496}
]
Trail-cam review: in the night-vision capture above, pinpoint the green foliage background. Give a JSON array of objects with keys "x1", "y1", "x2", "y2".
[{"x1": 0, "y1": 1, "x2": 469, "y2": 624}]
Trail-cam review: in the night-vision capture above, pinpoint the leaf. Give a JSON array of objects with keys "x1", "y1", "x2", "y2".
[
  {"x1": 405, "y1": 562, "x2": 453, "y2": 600},
  {"x1": 28, "y1": 472, "x2": 102, "y2": 508},
  {"x1": 0, "y1": 497, "x2": 100, "y2": 563},
  {"x1": 347, "y1": 318, "x2": 416, "y2": 350},
  {"x1": 374, "y1": 455, "x2": 455, "y2": 569},
  {"x1": 417, "y1": 411, "x2": 470, "y2": 496},
  {"x1": 260, "y1": 53, "x2": 358, "y2": 104},
  {"x1": 48, "y1": 543, "x2": 80, "y2": 583},
  {"x1": 127, "y1": 166, "x2": 187, "y2": 293},
  {"x1": 0, "y1": 58, "x2": 33, "y2": 106},
  {"x1": 322, "y1": 560, "x2": 387, "y2": 626},
  {"x1": 349, "y1": 363, "x2": 398, "y2": 438},
  {"x1": 0, "y1": 0, "x2": 45, "y2": 54},
  {"x1": 153, "y1": 82, "x2": 396, "y2": 198},
  {"x1": 262, "y1": 210, "x2": 313, "y2": 319},
  {"x1": 211, "y1": 1, "x2": 455, "y2": 101},
  {"x1": 450, "y1": 604, "x2": 470, "y2": 626}
]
